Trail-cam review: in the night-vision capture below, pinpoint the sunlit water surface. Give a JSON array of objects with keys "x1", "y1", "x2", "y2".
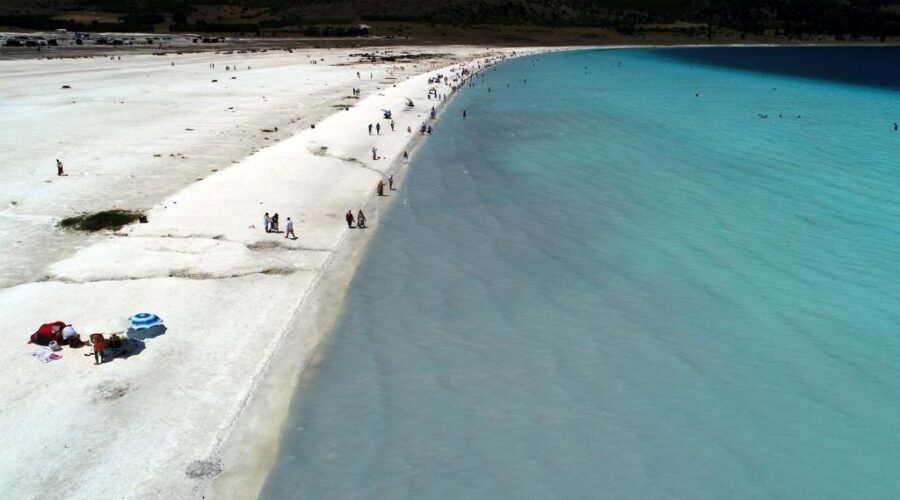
[{"x1": 262, "y1": 47, "x2": 900, "y2": 499}]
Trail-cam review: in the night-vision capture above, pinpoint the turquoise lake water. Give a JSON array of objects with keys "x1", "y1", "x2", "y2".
[{"x1": 261, "y1": 48, "x2": 900, "y2": 499}]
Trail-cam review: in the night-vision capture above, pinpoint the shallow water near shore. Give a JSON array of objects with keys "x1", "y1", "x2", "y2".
[{"x1": 261, "y1": 47, "x2": 900, "y2": 499}]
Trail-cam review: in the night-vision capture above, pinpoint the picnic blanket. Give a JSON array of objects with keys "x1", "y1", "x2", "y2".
[{"x1": 32, "y1": 346, "x2": 62, "y2": 363}]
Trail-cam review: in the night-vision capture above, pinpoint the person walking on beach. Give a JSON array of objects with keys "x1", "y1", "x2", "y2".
[
  {"x1": 56, "y1": 159, "x2": 64, "y2": 176},
  {"x1": 345, "y1": 209, "x2": 355, "y2": 228},
  {"x1": 403, "y1": 151, "x2": 409, "y2": 163},
  {"x1": 264, "y1": 212, "x2": 271, "y2": 233},
  {"x1": 285, "y1": 217, "x2": 295, "y2": 239},
  {"x1": 372, "y1": 147, "x2": 378, "y2": 160},
  {"x1": 390, "y1": 120, "x2": 395, "y2": 131},
  {"x1": 388, "y1": 174, "x2": 394, "y2": 190},
  {"x1": 377, "y1": 180, "x2": 385, "y2": 196},
  {"x1": 357, "y1": 210, "x2": 367, "y2": 228},
  {"x1": 368, "y1": 124, "x2": 373, "y2": 135},
  {"x1": 272, "y1": 213, "x2": 279, "y2": 232},
  {"x1": 376, "y1": 122, "x2": 381, "y2": 135}
]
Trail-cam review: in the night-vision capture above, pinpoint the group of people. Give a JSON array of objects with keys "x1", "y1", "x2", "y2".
[
  {"x1": 29, "y1": 322, "x2": 115, "y2": 366},
  {"x1": 375, "y1": 174, "x2": 395, "y2": 196},
  {"x1": 263, "y1": 212, "x2": 295, "y2": 239},
  {"x1": 344, "y1": 172, "x2": 397, "y2": 229},
  {"x1": 261, "y1": 58, "x2": 501, "y2": 240},
  {"x1": 346, "y1": 209, "x2": 367, "y2": 228}
]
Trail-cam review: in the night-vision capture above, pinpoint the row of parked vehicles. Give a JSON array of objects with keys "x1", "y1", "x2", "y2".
[{"x1": 1, "y1": 31, "x2": 220, "y2": 48}]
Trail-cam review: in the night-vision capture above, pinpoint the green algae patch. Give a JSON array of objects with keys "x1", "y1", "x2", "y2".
[{"x1": 60, "y1": 209, "x2": 142, "y2": 232}]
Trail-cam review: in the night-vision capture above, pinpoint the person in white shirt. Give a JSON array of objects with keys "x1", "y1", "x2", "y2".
[
  {"x1": 62, "y1": 325, "x2": 77, "y2": 340},
  {"x1": 285, "y1": 218, "x2": 296, "y2": 239}
]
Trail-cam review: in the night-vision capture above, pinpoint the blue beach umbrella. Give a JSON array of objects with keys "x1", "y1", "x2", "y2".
[
  {"x1": 129, "y1": 313, "x2": 163, "y2": 329},
  {"x1": 128, "y1": 313, "x2": 166, "y2": 340}
]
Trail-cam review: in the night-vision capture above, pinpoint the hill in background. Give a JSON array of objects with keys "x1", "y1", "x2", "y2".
[{"x1": 2, "y1": 0, "x2": 899, "y2": 43}]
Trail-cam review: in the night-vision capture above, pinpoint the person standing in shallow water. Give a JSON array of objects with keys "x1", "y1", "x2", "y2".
[{"x1": 345, "y1": 210, "x2": 355, "y2": 228}]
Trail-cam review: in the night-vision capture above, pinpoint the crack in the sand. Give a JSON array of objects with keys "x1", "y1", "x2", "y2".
[{"x1": 43, "y1": 266, "x2": 311, "y2": 285}]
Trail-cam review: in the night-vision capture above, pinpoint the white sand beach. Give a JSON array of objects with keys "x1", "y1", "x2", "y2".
[{"x1": 0, "y1": 45, "x2": 536, "y2": 498}]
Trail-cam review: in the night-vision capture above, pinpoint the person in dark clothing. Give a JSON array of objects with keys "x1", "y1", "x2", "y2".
[{"x1": 345, "y1": 209, "x2": 355, "y2": 228}]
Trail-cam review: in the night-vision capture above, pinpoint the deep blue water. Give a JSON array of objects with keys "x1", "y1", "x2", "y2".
[
  {"x1": 261, "y1": 48, "x2": 900, "y2": 499},
  {"x1": 662, "y1": 46, "x2": 900, "y2": 91}
]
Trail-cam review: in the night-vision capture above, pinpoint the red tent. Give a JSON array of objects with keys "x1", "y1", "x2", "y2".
[{"x1": 30, "y1": 321, "x2": 66, "y2": 346}]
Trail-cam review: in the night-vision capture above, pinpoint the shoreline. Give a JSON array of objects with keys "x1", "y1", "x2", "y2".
[
  {"x1": 0, "y1": 44, "x2": 536, "y2": 499},
  {"x1": 1, "y1": 30, "x2": 898, "y2": 62},
  {"x1": 207, "y1": 49, "x2": 543, "y2": 499}
]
